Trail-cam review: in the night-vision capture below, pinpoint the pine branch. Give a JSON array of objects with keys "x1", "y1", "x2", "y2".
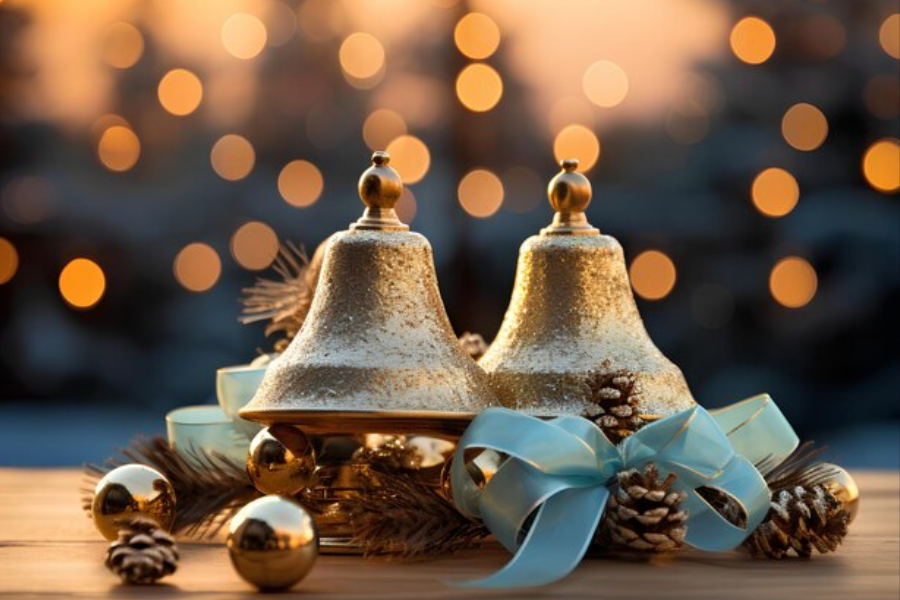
[
  {"x1": 83, "y1": 436, "x2": 262, "y2": 538},
  {"x1": 240, "y1": 241, "x2": 324, "y2": 351},
  {"x1": 762, "y1": 441, "x2": 838, "y2": 490},
  {"x1": 348, "y1": 466, "x2": 489, "y2": 560}
]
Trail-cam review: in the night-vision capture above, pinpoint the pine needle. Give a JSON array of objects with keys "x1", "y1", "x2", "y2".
[
  {"x1": 82, "y1": 436, "x2": 262, "y2": 538},
  {"x1": 240, "y1": 241, "x2": 325, "y2": 350},
  {"x1": 348, "y1": 466, "x2": 489, "y2": 560},
  {"x1": 761, "y1": 441, "x2": 838, "y2": 489}
]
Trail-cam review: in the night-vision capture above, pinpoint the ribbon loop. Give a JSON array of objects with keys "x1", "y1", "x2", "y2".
[{"x1": 449, "y1": 396, "x2": 799, "y2": 588}]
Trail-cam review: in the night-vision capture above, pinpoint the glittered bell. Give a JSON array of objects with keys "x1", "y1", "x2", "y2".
[
  {"x1": 241, "y1": 152, "x2": 497, "y2": 436},
  {"x1": 479, "y1": 159, "x2": 696, "y2": 425}
]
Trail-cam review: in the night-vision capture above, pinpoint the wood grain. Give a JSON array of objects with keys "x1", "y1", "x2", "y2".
[{"x1": 0, "y1": 469, "x2": 897, "y2": 599}]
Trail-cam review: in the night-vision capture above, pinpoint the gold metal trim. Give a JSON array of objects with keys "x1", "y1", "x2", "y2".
[{"x1": 238, "y1": 408, "x2": 477, "y2": 439}]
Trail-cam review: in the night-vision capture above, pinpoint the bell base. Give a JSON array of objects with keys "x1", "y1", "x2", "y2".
[{"x1": 239, "y1": 408, "x2": 475, "y2": 439}]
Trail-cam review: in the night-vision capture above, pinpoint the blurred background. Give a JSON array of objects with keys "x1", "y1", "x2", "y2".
[{"x1": 0, "y1": 0, "x2": 897, "y2": 467}]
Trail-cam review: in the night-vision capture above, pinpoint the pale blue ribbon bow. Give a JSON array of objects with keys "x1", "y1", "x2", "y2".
[{"x1": 450, "y1": 394, "x2": 799, "y2": 588}]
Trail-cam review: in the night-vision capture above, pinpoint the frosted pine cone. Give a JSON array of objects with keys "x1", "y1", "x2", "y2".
[
  {"x1": 584, "y1": 365, "x2": 643, "y2": 444},
  {"x1": 458, "y1": 332, "x2": 489, "y2": 361},
  {"x1": 600, "y1": 464, "x2": 688, "y2": 553},
  {"x1": 105, "y1": 518, "x2": 179, "y2": 585},
  {"x1": 744, "y1": 484, "x2": 849, "y2": 559}
]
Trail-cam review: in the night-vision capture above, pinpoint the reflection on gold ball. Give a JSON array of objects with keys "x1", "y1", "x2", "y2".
[
  {"x1": 439, "y1": 449, "x2": 503, "y2": 500},
  {"x1": 247, "y1": 425, "x2": 317, "y2": 496},
  {"x1": 228, "y1": 496, "x2": 318, "y2": 591},
  {"x1": 91, "y1": 464, "x2": 176, "y2": 541},
  {"x1": 822, "y1": 463, "x2": 860, "y2": 523}
]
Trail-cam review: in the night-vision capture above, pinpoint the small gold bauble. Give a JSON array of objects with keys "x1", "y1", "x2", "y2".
[
  {"x1": 822, "y1": 463, "x2": 860, "y2": 523},
  {"x1": 227, "y1": 496, "x2": 319, "y2": 591},
  {"x1": 91, "y1": 464, "x2": 176, "y2": 541},
  {"x1": 247, "y1": 425, "x2": 317, "y2": 496}
]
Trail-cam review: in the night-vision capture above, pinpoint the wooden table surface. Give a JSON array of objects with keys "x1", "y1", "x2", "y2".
[{"x1": 0, "y1": 469, "x2": 897, "y2": 599}]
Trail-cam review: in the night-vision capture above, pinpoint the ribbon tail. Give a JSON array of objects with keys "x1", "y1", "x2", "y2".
[{"x1": 448, "y1": 485, "x2": 609, "y2": 589}]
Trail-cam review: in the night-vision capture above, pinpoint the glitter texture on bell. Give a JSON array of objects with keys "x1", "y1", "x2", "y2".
[
  {"x1": 478, "y1": 159, "x2": 696, "y2": 421},
  {"x1": 240, "y1": 152, "x2": 498, "y2": 436}
]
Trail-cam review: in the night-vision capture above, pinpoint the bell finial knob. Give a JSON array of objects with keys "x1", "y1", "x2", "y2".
[
  {"x1": 352, "y1": 151, "x2": 409, "y2": 231},
  {"x1": 542, "y1": 158, "x2": 599, "y2": 236}
]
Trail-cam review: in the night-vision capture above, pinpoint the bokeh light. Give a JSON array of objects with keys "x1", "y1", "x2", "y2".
[
  {"x1": 862, "y1": 138, "x2": 900, "y2": 193},
  {"x1": 548, "y1": 97, "x2": 596, "y2": 133},
  {"x1": 362, "y1": 109, "x2": 407, "y2": 150},
  {"x1": 864, "y1": 75, "x2": 900, "y2": 120},
  {"x1": 210, "y1": 134, "x2": 255, "y2": 181},
  {"x1": 230, "y1": 222, "x2": 278, "y2": 270},
  {"x1": 385, "y1": 135, "x2": 430, "y2": 184},
  {"x1": 553, "y1": 125, "x2": 600, "y2": 171},
  {"x1": 666, "y1": 109, "x2": 710, "y2": 146},
  {"x1": 880, "y1": 14, "x2": 900, "y2": 60},
  {"x1": 802, "y1": 14, "x2": 845, "y2": 60},
  {"x1": 97, "y1": 126, "x2": 140, "y2": 172},
  {"x1": 339, "y1": 33, "x2": 385, "y2": 85},
  {"x1": 174, "y1": 243, "x2": 221, "y2": 293},
  {"x1": 0, "y1": 237, "x2": 18, "y2": 285},
  {"x1": 458, "y1": 169, "x2": 504, "y2": 218},
  {"x1": 101, "y1": 22, "x2": 144, "y2": 69},
  {"x1": 770, "y1": 257, "x2": 817, "y2": 308},
  {"x1": 582, "y1": 60, "x2": 629, "y2": 108},
  {"x1": 1, "y1": 176, "x2": 55, "y2": 224},
  {"x1": 456, "y1": 64, "x2": 503, "y2": 112},
  {"x1": 157, "y1": 69, "x2": 203, "y2": 117},
  {"x1": 221, "y1": 13, "x2": 268, "y2": 60},
  {"x1": 277, "y1": 160, "x2": 324, "y2": 208},
  {"x1": 396, "y1": 188, "x2": 417, "y2": 224},
  {"x1": 264, "y1": 2, "x2": 298, "y2": 47},
  {"x1": 630, "y1": 250, "x2": 677, "y2": 301},
  {"x1": 730, "y1": 16, "x2": 775, "y2": 65},
  {"x1": 454, "y1": 13, "x2": 501, "y2": 60},
  {"x1": 59, "y1": 258, "x2": 106, "y2": 309},
  {"x1": 752, "y1": 168, "x2": 800, "y2": 218},
  {"x1": 781, "y1": 103, "x2": 828, "y2": 152}
]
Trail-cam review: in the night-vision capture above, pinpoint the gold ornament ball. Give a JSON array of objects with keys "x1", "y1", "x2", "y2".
[
  {"x1": 822, "y1": 463, "x2": 860, "y2": 523},
  {"x1": 91, "y1": 464, "x2": 176, "y2": 541},
  {"x1": 247, "y1": 425, "x2": 317, "y2": 496},
  {"x1": 227, "y1": 496, "x2": 319, "y2": 591}
]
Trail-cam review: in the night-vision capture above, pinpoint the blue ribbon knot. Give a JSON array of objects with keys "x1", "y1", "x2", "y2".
[{"x1": 450, "y1": 394, "x2": 799, "y2": 588}]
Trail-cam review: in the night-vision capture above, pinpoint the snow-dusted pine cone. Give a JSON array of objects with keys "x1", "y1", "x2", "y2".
[
  {"x1": 600, "y1": 464, "x2": 688, "y2": 553},
  {"x1": 584, "y1": 365, "x2": 643, "y2": 444},
  {"x1": 105, "y1": 518, "x2": 179, "y2": 585},
  {"x1": 458, "y1": 332, "x2": 489, "y2": 361},
  {"x1": 744, "y1": 484, "x2": 850, "y2": 559}
]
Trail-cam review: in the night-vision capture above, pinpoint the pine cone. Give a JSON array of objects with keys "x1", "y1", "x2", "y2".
[
  {"x1": 584, "y1": 364, "x2": 643, "y2": 444},
  {"x1": 458, "y1": 332, "x2": 488, "y2": 361},
  {"x1": 106, "y1": 518, "x2": 179, "y2": 585},
  {"x1": 744, "y1": 484, "x2": 849, "y2": 559},
  {"x1": 600, "y1": 464, "x2": 688, "y2": 553}
]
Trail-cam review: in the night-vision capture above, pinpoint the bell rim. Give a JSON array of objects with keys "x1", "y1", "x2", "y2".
[{"x1": 237, "y1": 407, "x2": 478, "y2": 439}]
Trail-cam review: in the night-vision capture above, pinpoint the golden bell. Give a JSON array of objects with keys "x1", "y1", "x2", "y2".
[
  {"x1": 240, "y1": 151, "x2": 498, "y2": 437},
  {"x1": 479, "y1": 159, "x2": 696, "y2": 420}
]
